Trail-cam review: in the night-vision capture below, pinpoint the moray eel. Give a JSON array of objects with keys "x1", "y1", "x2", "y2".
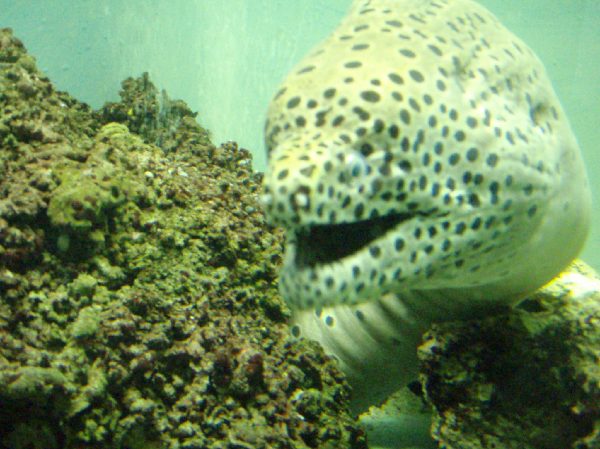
[{"x1": 262, "y1": 0, "x2": 591, "y2": 413}]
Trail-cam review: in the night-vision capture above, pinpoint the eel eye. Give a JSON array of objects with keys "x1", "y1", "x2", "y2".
[{"x1": 345, "y1": 152, "x2": 369, "y2": 179}]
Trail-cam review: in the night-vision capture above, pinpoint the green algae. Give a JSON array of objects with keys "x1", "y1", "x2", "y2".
[
  {"x1": 70, "y1": 305, "x2": 102, "y2": 339},
  {"x1": 1, "y1": 366, "x2": 70, "y2": 398},
  {"x1": 46, "y1": 122, "x2": 155, "y2": 258},
  {"x1": 0, "y1": 28, "x2": 366, "y2": 449},
  {"x1": 4, "y1": 421, "x2": 58, "y2": 449}
]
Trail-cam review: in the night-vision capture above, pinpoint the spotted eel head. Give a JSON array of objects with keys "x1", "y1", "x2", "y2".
[{"x1": 262, "y1": 0, "x2": 591, "y2": 312}]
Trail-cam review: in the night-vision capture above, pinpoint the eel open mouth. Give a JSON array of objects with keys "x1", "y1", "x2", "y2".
[{"x1": 294, "y1": 212, "x2": 413, "y2": 268}]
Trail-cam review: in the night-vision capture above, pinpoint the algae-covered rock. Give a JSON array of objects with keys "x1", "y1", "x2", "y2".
[
  {"x1": 0, "y1": 28, "x2": 366, "y2": 449},
  {"x1": 418, "y1": 261, "x2": 600, "y2": 449},
  {"x1": 97, "y1": 71, "x2": 212, "y2": 153}
]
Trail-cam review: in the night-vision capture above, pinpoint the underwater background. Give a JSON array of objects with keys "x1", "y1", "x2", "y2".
[
  {"x1": 1, "y1": 2, "x2": 599, "y2": 449},
  {"x1": 1, "y1": 0, "x2": 598, "y2": 270}
]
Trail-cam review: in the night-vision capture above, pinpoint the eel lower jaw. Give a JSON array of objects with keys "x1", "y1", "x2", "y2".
[{"x1": 292, "y1": 212, "x2": 415, "y2": 269}]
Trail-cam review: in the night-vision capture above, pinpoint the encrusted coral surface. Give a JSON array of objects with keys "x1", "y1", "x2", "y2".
[
  {"x1": 0, "y1": 28, "x2": 366, "y2": 449},
  {"x1": 418, "y1": 261, "x2": 600, "y2": 449}
]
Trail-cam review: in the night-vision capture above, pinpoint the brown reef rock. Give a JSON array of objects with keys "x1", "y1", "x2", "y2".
[
  {"x1": 419, "y1": 261, "x2": 600, "y2": 449},
  {"x1": 0, "y1": 28, "x2": 366, "y2": 449}
]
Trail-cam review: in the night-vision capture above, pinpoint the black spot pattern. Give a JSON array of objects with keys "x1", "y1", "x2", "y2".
[
  {"x1": 361, "y1": 91, "x2": 381, "y2": 102},
  {"x1": 262, "y1": 0, "x2": 587, "y2": 325},
  {"x1": 409, "y1": 70, "x2": 425, "y2": 82}
]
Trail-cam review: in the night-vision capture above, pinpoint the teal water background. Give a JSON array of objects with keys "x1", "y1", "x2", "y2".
[{"x1": 1, "y1": 0, "x2": 598, "y2": 270}]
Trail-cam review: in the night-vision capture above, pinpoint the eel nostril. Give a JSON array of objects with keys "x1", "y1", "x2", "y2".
[{"x1": 290, "y1": 186, "x2": 312, "y2": 213}]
